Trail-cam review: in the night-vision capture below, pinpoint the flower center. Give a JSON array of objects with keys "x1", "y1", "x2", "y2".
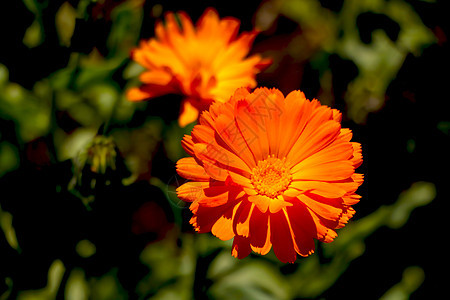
[{"x1": 251, "y1": 155, "x2": 292, "y2": 198}]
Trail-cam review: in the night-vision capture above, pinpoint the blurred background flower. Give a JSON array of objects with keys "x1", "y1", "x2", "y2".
[
  {"x1": 0, "y1": 0, "x2": 448, "y2": 299},
  {"x1": 126, "y1": 7, "x2": 271, "y2": 127}
]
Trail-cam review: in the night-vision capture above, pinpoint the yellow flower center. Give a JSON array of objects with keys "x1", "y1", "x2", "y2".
[{"x1": 251, "y1": 155, "x2": 292, "y2": 198}]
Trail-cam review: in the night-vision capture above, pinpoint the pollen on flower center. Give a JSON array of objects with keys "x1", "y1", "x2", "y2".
[{"x1": 251, "y1": 155, "x2": 292, "y2": 198}]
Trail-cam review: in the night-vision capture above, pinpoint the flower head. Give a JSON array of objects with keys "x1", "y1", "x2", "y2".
[
  {"x1": 126, "y1": 8, "x2": 271, "y2": 127},
  {"x1": 176, "y1": 87, "x2": 363, "y2": 263}
]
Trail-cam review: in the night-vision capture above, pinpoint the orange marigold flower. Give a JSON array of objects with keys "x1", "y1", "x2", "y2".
[
  {"x1": 176, "y1": 87, "x2": 364, "y2": 263},
  {"x1": 126, "y1": 8, "x2": 271, "y2": 127}
]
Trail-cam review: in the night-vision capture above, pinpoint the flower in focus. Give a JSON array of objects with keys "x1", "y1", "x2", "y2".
[
  {"x1": 126, "y1": 8, "x2": 271, "y2": 127},
  {"x1": 176, "y1": 87, "x2": 363, "y2": 263}
]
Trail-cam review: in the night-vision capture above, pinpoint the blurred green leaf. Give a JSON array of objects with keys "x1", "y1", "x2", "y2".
[
  {"x1": 55, "y1": 127, "x2": 97, "y2": 161},
  {"x1": 138, "y1": 233, "x2": 195, "y2": 300},
  {"x1": 76, "y1": 239, "x2": 97, "y2": 258},
  {"x1": 65, "y1": 269, "x2": 89, "y2": 300},
  {"x1": 0, "y1": 75, "x2": 51, "y2": 142},
  {"x1": 107, "y1": 1, "x2": 143, "y2": 56},
  {"x1": 89, "y1": 270, "x2": 127, "y2": 300},
  {"x1": 209, "y1": 261, "x2": 291, "y2": 300},
  {"x1": 387, "y1": 181, "x2": 436, "y2": 228},
  {"x1": 0, "y1": 205, "x2": 20, "y2": 251},
  {"x1": 17, "y1": 260, "x2": 65, "y2": 300},
  {"x1": 292, "y1": 182, "x2": 436, "y2": 298},
  {"x1": 55, "y1": 2, "x2": 77, "y2": 47},
  {"x1": 0, "y1": 142, "x2": 19, "y2": 177},
  {"x1": 0, "y1": 64, "x2": 8, "y2": 86},
  {"x1": 23, "y1": 19, "x2": 44, "y2": 48},
  {"x1": 437, "y1": 121, "x2": 450, "y2": 135},
  {"x1": 380, "y1": 266, "x2": 425, "y2": 300},
  {"x1": 278, "y1": 0, "x2": 436, "y2": 123},
  {"x1": 22, "y1": 0, "x2": 45, "y2": 48}
]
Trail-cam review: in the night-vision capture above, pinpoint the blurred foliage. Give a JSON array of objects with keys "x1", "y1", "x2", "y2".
[
  {"x1": 0, "y1": 0, "x2": 446, "y2": 299},
  {"x1": 256, "y1": 0, "x2": 435, "y2": 123}
]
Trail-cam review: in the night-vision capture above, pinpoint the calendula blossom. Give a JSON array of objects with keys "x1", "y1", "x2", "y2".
[
  {"x1": 176, "y1": 87, "x2": 363, "y2": 263},
  {"x1": 127, "y1": 8, "x2": 271, "y2": 127}
]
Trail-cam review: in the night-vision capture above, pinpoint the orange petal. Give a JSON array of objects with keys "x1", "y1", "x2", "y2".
[
  {"x1": 211, "y1": 214, "x2": 235, "y2": 240},
  {"x1": 225, "y1": 30, "x2": 259, "y2": 60},
  {"x1": 176, "y1": 157, "x2": 209, "y2": 181},
  {"x1": 343, "y1": 193, "x2": 361, "y2": 206},
  {"x1": 297, "y1": 193, "x2": 344, "y2": 222},
  {"x1": 270, "y1": 209, "x2": 297, "y2": 263},
  {"x1": 213, "y1": 114, "x2": 257, "y2": 168},
  {"x1": 285, "y1": 201, "x2": 333, "y2": 245},
  {"x1": 339, "y1": 128, "x2": 353, "y2": 142},
  {"x1": 268, "y1": 195, "x2": 293, "y2": 213},
  {"x1": 256, "y1": 88, "x2": 284, "y2": 156},
  {"x1": 287, "y1": 120, "x2": 341, "y2": 167},
  {"x1": 126, "y1": 84, "x2": 177, "y2": 101},
  {"x1": 351, "y1": 142, "x2": 363, "y2": 168},
  {"x1": 233, "y1": 201, "x2": 254, "y2": 237},
  {"x1": 332, "y1": 108, "x2": 342, "y2": 122},
  {"x1": 234, "y1": 97, "x2": 270, "y2": 162},
  {"x1": 254, "y1": 56, "x2": 273, "y2": 71},
  {"x1": 191, "y1": 124, "x2": 215, "y2": 144},
  {"x1": 198, "y1": 185, "x2": 244, "y2": 207},
  {"x1": 248, "y1": 194, "x2": 270, "y2": 213},
  {"x1": 126, "y1": 87, "x2": 152, "y2": 102},
  {"x1": 192, "y1": 200, "x2": 235, "y2": 233},
  {"x1": 176, "y1": 181, "x2": 209, "y2": 203},
  {"x1": 283, "y1": 207, "x2": 316, "y2": 256},
  {"x1": 277, "y1": 90, "x2": 311, "y2": 158},
  {"x1": 211, "y1": 201, "x2": 241, "y2": 241},
  {"x1": 196, "y1": 8, "x2": 220, "y2": 36},
  {"x1": 179, "y1": 100, "x2": 200, "y2": 127},
  {"x1": 292, "y1": 160, "x2": 354, "y2": 182},
  {"x1": 139, "y1": 70, "x2": 173, "y2": 85},
  {"x1": 305, "y1": 210, "x2": 339, "y2": 243},
  {"x1": 249, "y1": 208, "x2": 271, "y2": 254},
  {"x1": 177, "y1": 11, "x2": 195, "y2": 36},
  {"x1": 232, "y1": 235, "x2": 252, "y2": 259},
  {"x1": 290, "y1": 140, "x2": 353, "y2": 174},
  {"x1": 181, "y1": 135, "x2": 195, "y2": 156},
  {"x1": 289, "y1": 181, "x2": 347, "y2": 198},
  {"x1": 218, "y1": 17, "x2": 241, "y2": 44},
  {"x1": 193, "y1": 140, "x2": 252, "y2": 177}
]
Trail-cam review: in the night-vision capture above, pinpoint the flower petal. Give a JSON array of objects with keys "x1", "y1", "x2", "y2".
[
  {"x1": 211, "y1": 201, "x2": 242, "y2": 241},
  {"x1": 248, "y1": 194, "x2": 270, "y2": 213},
  {"x1": 268, "y1": 195, "x2": 293, "y2": 213},
  {"x1": 177, "y1": 181, "x2": 209, "y2": 202},
  {"x1": 233, "y1": 201, "x2": 254, "y2": 238},
  {"x1": 213, "y1": 113, "x2": 257, "y2": 168},
  {"x1": 287, "y1": 117, "x2": 340, "y2": 167},
  {"x1": 292, "y1": 160, "x2": 354, "y2": 182},
  {"x1": 193, "y1": 142, "x2": 251, "y2": 180},
  {"x1": 285, "y1": 201, "x2": 334, "y2": 245},
  {"x1": 234, "y1": 96, "x2": 271, "y2": 162},
  {"x1": 179, "y1": 100, "x2": 200, "y2": 127},
  {"x1": 270, "y1": 209, "x2": 297, "y2": 263},
  {"x1": 277, "y1": 90, "x2": 311, "y2": 158},
  {"x1": 288, "y1": 181, "x2": 347, "y2": 198},
  {"x1": 176, "y1": 157, "x2": 209, "y2": 181},
  {"x1": 283, "y1": 207, "x2": 316, "y2": 256},
  {"x1": 297, "y1": 193, "x2": 344, "y2": 222},
  {"x1": 231, "y1": 235, "x2": 252, "y2": 259},
  {"x1": 249, "y1": 208, "x2": 271, "y2": 254}
]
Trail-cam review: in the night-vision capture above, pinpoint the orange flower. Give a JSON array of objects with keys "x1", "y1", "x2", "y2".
[
  {"x1": 126, "y1": 8, "x2": 271, "y2": 127},
  {"x1": 176, "y1": 87, "x2": 363, "y2": 263}
]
